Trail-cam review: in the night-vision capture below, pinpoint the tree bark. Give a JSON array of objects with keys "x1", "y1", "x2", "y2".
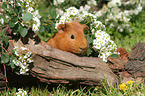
[{"x1": 8, "y1": 39, "x2": 118, "y2": 86}]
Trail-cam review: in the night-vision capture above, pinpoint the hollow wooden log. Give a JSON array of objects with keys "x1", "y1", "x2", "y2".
[{"x1": 8, "y1": 39, "x2": 118, "y2": 86}]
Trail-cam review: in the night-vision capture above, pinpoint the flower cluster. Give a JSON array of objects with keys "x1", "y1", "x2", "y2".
[
  {"x1": 94, "y1": 0, "x2": 144, "y2": 33},
  {"x1": 56, "y1": 6, "x2": 105, "y2": 29},
  {"x1": 0, "y1": 0, "x2": 41, "y2": 33},
  {"x1": 16, "y1": 88, "x2": 27, "y2": 96},
  {"x1": 19, "y1": 0, "x2": 41, "y2": 33},
  {"x1": 12, "y1": 46, "x2": 33, "y2": 75},
  {"x1": 56, "y1": 6, "x2": 117, "y2": 62},
  {"x1": 119, "y1": 80, "x2": 134, "y2": 92},
  {"x1": 93, "y1": 30, "x2": 117, "y2": 62}
]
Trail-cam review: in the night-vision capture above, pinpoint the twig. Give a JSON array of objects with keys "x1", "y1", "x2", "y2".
[
  {"x1": 3, "y1": 64, "x2": 10, "y2": 92},
  {"x1": 1, "y1": 45, "x2": 8, "y2": 52}
]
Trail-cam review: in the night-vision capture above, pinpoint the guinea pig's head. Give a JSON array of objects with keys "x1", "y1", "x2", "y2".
[{"x1": 49, "y1": 21, "x2": 89, "y2": 55}]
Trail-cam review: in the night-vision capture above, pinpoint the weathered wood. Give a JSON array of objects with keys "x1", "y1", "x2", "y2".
[
  {"x1": 8, "y1": 39, "x2": 118, "y2": 86},
  {"x1": 125, "y1": 42, "x2": 145, "y2": 78}
]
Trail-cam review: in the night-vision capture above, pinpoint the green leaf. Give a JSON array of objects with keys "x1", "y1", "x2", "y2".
[
  {"x1": 11, "y1": 88, "x2": 16, "y2": 93},
  {"x1": 86, "y1": 35, "x2": 93, "y2": 43},
  {"x1": 87, "y1": 48, "x2": 92, "y2": 56},
  {"x1": 19, "y1": 26, "x2": 28, "y2": 37},
  {"x1": 0, "y1": 31, "x2": 8, "y2": 47},
  {"x1": 0, "y1": 45, "x2": 4, "y2": 53},
  {"x1": 1, "y1": 53, "x2": 10, "y2": 63},
  {"x1": 49, "y1": 8, "x2": 57, "y2": 19},
  {"x1": 11, "y1": 17, "x2": 18, "y2": 22},
  {"x1": 9, "y1": 17, "x2": 18, "y2": 28},
  {"x1": 39, "y1": 25, "x2": 45, "y2": 32},
  {"x1": 12, "y1": 23, "x2": 20, "y2": 34},
  {"x1": 109, "y1": 54, "x2": 119, "y2": 58},
  {"x1": 9, "y1": 20, "x2": 15, "y2": 28},
  {"x1": 22, "y1": 13, "x2": 33, "y2": 22},
  {"x1": 9, "y1": 56, "x2": 17, "y2": 68},
  {"x1": 0, "y1": 30, "x2": 4, "y2": 37},
  {"x1": 50, "y1": 22, "x2": 55, "y2": 29},
  {"x1": 1, "y1": 35, "x2": 8, "y2": 48},
  {"x1": 11, "y1": 49, "x2": 15, "y2": 54},
  {"x1": 1, "y1": 2, "x2": 7, "y2": 9}
]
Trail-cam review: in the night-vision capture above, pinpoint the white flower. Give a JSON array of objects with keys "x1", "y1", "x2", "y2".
[
  {"x1": 95, "y1": 10, "x2": 102, "y2": 17},
  {"x1": 33, "y1": 17, "x2": 40, "y2": 23},
  {"x1": 87, "y1": 0, "x2": 97, "y2": 6},
  {"x1": 0, "y1": 18, "x2": 4, "y2": 24},
  {"x1": 137, "y1": 4, "x2": 142, "y2": 12},
  {"x1": 20, "y1": 64, "x2": 27, "y2": 69},
  {"x1": 16, "y1": 60, "x2": 21, "y2": 66},
  {"x1": 20, "y1": 47, "x2": 27, "y2": 50},
  {"x1": 20, "y1": 68, "x2": 28, "y2": 74},
  {"x1": 27, "y1": 51, "x2": 32, "y2": 57},
  {"x1": 129, "y1": 29, "x2": 132, "y2": 32},
  {"x1": 93, "y1": 44, "x2": 101, "y2": 50},
  {"x1": 79, "y1": 6, "x2": 84, "y2": 12},
  {"x1": 120, "y1": 28, "x2": 123, "y2": 32},
  {"x1": 32, "y1": 24, "x2": 39, "y2": 32},
  {"x1": 33, "y1": 10, "x2": 41, "y2": 18},
  {"x1": 66, "y1": 7, "x2": 79, "y2": 16},
  {"x1": 108, "y1": 0, "x2": 121, "y2": 7},
  {"x1": 134, "y1": 9, "x2": 139, "y2": 15},
  {"x1": 59, "y1": 16, "x2": 66, "y2": 23},
  {"x1": 95, "y1": 21, "x2": 104, "y2": 28},
  {"x1": 25, "y1": 4, "x2": 29, "y2": 7},
  {"x1": 99, "y1": 53, "x2": 107, "y2": 62},
  {"x1": 14, "y1": 51, "x2": 19, "y2": 56},
  {"x1": 54, "y1": 0, "x2": 65, "y2": 5},
  {"x1": 83, "y1": 5, "x2": 91, "y2": 11},
  {"x1": 123, "y1": 17, "x2": 130, "y2": 23},
  {"x1": 5, "y1": 15, "x2": 9, "y2": 19},
  {"x1": 32, "y1": 17, "x2": 41, "y2": 27},
  {"x1": 109, "y1": 23, "x2": 114, "y2": 28},
  {"x1": 16, "y1": 88, "x2": 27, "y2": 96},
  {"x1": 24, "y1": 55, "x2": 28, "y2": 59},
  {"x1": 56, "y1": 8, "x2": 64, "y2": 16},
  {"x1": 70, "y1": 9, "x2": 79, "y2": 16},
  {"x1": 27, "y1": 58, "x2": 33, "y2": 63},
  {"x1": 27, "y1": 7, "x2": 34, "y2": 13}
]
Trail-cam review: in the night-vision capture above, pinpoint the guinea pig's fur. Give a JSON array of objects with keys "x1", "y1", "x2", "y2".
[{"x1": 47, "y1": 21, "x2": 89, "y2": 55}]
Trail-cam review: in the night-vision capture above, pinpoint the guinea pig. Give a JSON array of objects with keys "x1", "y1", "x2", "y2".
[{"x1": 47, "y1": 20, "x2": 89, "y2": 55}]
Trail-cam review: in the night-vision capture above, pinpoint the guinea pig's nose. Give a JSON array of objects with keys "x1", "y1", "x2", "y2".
[{"x1": 79, "y1": 44, "x2": 88, "y2": 51}]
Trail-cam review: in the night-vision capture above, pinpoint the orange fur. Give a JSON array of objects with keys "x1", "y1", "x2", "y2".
[{"x1": 47, "y1": 21, "x2": 89, "y2": 55}]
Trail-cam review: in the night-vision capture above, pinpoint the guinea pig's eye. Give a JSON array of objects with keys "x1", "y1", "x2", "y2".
[{"x1": 71, "y1": 35, "x2": 75, "y2": 39}]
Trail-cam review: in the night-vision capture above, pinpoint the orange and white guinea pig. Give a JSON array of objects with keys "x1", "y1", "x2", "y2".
[{"x1": 47, "y1": 20, "x2": 89, "y2": 55}]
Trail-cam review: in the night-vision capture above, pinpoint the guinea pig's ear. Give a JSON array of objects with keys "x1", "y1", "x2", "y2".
[
  {"x1": 82, "y1": 24, "x2": 89, "y2": 30},
  {"x1": 57, "y1": 23, "x2": 68, "y2": 33}
]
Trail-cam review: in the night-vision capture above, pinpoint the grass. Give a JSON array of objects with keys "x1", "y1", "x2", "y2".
[{"x1": 1, "y1": 80, "x2": 145, "y2": 96}]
